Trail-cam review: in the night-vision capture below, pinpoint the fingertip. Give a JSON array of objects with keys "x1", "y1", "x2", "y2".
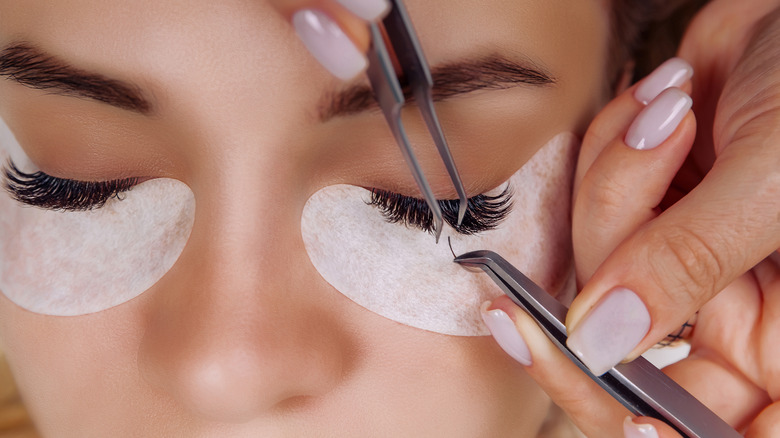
[
  {"x1": 292, "y1": 9, "x2": 369, "y2": 80},
  {"x1": 623, "y1": 416, "x2": 660, "y2": 438},
  {"x1": 480, "y1": 299, "x2": 532, "y2": 366},
  {"x1": 485, "y1": 296, "x2": 560, "y2": 370},
  {"x1": 634, "y1": 58, "x2": 694, "y2": 105},
  {"x1": 625, "y1": 88, "x2": 693, "y2": 151},
  {"x1": 564, "y1": 292, "x2": 592, "y2": 336},
  {"x1": 276, "y1": 0, "x2": 373, "y2": 80},
  {"x1": 334, "y1": 0, "x2": 390, "y2": 21},
  {"x1": 566, "y1": 287, "x2": 651, "y2": 376},
  {"x1": 486, "y1": 300, "x2": 632, "y2": 436},
  {"x1": 624, "y1": 417, "x2": 685, "y2": 438}
]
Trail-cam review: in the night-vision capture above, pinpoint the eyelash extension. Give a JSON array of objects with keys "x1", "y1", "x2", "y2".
[
  {"x1": 368, "y1": 186, "x2": 513, "y2": 235},
  {"x1": 3, "y1": 161, "x2": 138, "y2": 211}
]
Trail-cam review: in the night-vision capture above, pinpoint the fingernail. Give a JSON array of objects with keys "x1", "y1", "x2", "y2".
[
  {"x1": 292, "y1": 9, "x2": 368, "y2": 80},
  {"x1": 623, "y1": 417, "x2": 659, "y2": 438},
  {"x1": 634, "y1": 58, "x2": 693, "y2": 105},
  {"x1": 625, "y1": 88, "x2": 692, "y2": 151},
  {"x1": 480, "y1": 301, "x2": 532, "y2": 366},
  {"x1": 567, "y1": 288, "x2": 650, "y2": 375},
  {"x1": 335, "y1": 0, "x2": 390, "y2": 21}
]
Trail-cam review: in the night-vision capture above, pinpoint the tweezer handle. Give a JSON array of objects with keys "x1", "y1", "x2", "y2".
[
  {"x1": 379, "y1": 0, "x2": 469, "y2": 225},
  {"x1": 454, "y1": 250, "x2": 741, "y2": 438}
]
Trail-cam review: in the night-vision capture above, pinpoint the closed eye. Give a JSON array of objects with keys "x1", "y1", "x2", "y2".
[
  {"x1": 367, "y1": 186, "x2": 513, "y2": 235},
  {"x1": 3, "y1": 160, "x2": 138, "y2": 211}
]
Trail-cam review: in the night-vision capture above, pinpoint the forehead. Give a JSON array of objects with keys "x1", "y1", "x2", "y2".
[
  {"x1": 0, "y1": 0, "x2": 611, "y2": 124},
  {"x1": 0, "y1": 0, "x2": 610, "y2": 75}
]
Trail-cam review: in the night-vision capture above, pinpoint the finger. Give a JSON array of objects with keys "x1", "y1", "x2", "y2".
[
  {"x1": 627, "y1": 339, "x2": 765, "y2": 438},
  {"x1": 713, "y1": 6, "x2": 780, "y2": 157},
  {"x1": 623, "y1": 416, "x2": 682, "y2": 438},
  {"x1": 574, "y1": 90, "x2": 696, "y2": 283},
  {"x1": 575, "y1": 58, "x2": 693, "y2": 198},
  {"x1": 566, "y1": 74, "x2": 780, "y2": 376},
  {"x1": 270, "y1": 0, "x2": 386, "y2": 80},
  {"x1": 566, "y1": 121, "x2": 780, "y2": 376},
  {"x1": 666, "y1": 278, "x2": 768, "y2": 427},
  {"x1": 573, "y1": 87, "x2": 643, "y2": 198},
  {"x1": 663, "y1": 355, "x2": 768, "y2": 431},
  {"x1": 666, "y1": 269, "x2": 771, "y2": 427},
  {"x1": 746, "y1": 402, "x2": 780, "y2": 438},
  {"x1": 483, "y1": 296, "x2": 630, "y2": 437}
]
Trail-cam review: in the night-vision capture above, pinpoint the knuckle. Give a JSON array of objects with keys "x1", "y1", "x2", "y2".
[
  {"x1": 643, "y1": 225, "x2": 724, "y2": 305},
  {"x1": 578, "y1": 173, "x2": 629, "y2": 222},
  {"x1": 545, "y1": 379, "x2": 598, "y2": 418}
]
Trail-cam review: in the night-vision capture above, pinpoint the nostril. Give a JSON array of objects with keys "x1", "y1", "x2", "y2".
[
  {"x1": 138, "y1": 305, "x2": 349, "y2": 424},
  {"x1": 141, "y1": 342, "x2": 344, "y2": 423}
]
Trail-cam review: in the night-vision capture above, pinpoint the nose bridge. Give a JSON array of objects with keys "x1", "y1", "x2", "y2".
[
  {"x1": 129, "y1": 6, "x2": 359, "y2": 415},
  {"x1": 138, "y1": 152, "x2": 351, "y2": 422}
]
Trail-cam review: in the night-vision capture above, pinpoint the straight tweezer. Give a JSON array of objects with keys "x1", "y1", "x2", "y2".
[
  {"x1": 366, "y1": 0, "x2": 468, "y2": 242},
  {"x1": 453, "y1": 250, "x2": 741, "y2": 438}
]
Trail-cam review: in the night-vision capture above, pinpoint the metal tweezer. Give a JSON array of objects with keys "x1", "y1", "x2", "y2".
[
  {"x1": 366, "y1": 0, "x2": 468, "y2": 243},
  {"x1": 454, "y1": 250, "x2": 741, "y2": 438}
]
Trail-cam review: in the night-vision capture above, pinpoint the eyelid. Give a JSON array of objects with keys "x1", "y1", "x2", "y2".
[
  {"x1": 368, "y1": 186, "x2": 513, "y2": 235},
  {"x1": 3, "y1": 160, "x2": 138, "y2": 211}
]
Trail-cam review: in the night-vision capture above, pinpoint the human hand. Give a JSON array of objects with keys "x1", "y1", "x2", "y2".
[
  {"x1": 268, "y1": 0, "x2": 387, "y2": 79},
  {"x1": 482, "y1": 2, "x2": 780, "y2": 437},
  {"x1": 483, "y1": 56, "x2": 697, "y2": 437}
]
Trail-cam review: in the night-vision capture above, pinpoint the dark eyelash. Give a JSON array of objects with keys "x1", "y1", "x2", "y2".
[
  {"x1": 3, "y1": 161, "x2": 138, "y2": 211},
  {"x1": 368, "y1": 186, "x2": 513, "y2": 235}
]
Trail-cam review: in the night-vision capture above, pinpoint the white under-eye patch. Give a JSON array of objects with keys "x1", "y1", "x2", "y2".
[
  {"x1": 0, "y1": 118, "x2": 195, "y2": 316},
  {"x1": 302, "y1": 132, "x2": 579, "y2": 336}
]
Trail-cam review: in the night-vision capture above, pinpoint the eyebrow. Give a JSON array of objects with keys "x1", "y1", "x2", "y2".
[
  {"x1": 0, "y1": 43, "x2": 152, "y2": 114},
  {"x1": 320, "y1": 55, "x2": 556, "y2": 121}
]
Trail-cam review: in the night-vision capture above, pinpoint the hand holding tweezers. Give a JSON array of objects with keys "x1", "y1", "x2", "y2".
[
  {"x1": 454, "y1": 250, "x2": 741, "y2": 438},
  {"x1": 365, "y1": 0, "x2": 468, "y2": 242}
]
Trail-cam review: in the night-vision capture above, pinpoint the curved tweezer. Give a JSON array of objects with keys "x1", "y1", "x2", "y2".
[
  {"x1": 366, "y1": 0, "x2": 468, "y2": 242},
  {"x1": 454, "y1": 250, "x2": 741, "y2": 438}
]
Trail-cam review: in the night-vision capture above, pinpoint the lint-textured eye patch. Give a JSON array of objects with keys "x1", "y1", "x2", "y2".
[
  {"x1": 302, "y1": 133, "x2": 579, "y2": 336},
  {"x1": 0, "y1": 118, "x2": 195, "y2": 316}
]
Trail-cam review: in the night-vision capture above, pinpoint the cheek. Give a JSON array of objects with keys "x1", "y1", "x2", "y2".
[
  {"x1": 302, "y1": 132, "x2": 579, "y2": 336},
  {"x1": 0, "y1": 118, "x2": 195, "y2": 316}
]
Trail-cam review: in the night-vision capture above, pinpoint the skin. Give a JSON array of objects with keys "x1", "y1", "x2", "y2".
[{"x1": 0, "y1": 0, "x2": 612, "y2": 436}]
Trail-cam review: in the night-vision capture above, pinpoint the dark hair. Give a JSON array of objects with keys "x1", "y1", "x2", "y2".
[{"x1": 609, "y1": 0, "x2": 709, "y2": 89}]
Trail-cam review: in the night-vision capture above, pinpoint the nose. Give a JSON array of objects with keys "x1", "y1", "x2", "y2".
[{"x1": 138, "y1": 186, "x2": 351, "y2": 423}]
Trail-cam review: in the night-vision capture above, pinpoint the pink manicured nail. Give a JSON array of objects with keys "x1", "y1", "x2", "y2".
[
  {"x1": 625, "y1": 88, "x2": 692, "y2": 151},
  {"x1": 623, "y1": 417, "x2": 659, "y2": 438},
  {"x1": 634, "y1": 58, "x2": 693, "y2": 105},
  {"x1": 293, "y1": 9, "x2": 368, "y2": 80},
  {"x1": 335, "y1": 0, "x2": 390, "y2": 21},
  {"x1": 480, "y1": 302, "x2": 532, "y2": 366},
  {"x1": 566, "y1": 288, "x2": 650, "y2": 376}
]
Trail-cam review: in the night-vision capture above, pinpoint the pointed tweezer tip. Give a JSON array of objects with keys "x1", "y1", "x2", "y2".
[
  {"x1": 456, "y1": 201, "x2": 467, "y2": 228},
  {"x1": 452, "y1": 250, "x2": 492, "y2": 265}
]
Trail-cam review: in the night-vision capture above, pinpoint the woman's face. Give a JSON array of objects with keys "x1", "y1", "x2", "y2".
[{"x1": 0, "y1": 0, "x2": 610, "y2": 436}]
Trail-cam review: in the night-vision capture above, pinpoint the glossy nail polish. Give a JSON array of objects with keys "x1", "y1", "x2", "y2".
[
  {"x1": 634, "y1": 58, "x2": 693, "y2": 105},
  {"x1": 480, "y1": 302, "x2": 532, "y2": 366},
  {"x1": 335, "y1": 0, "x2": 390, "y2": 21},
  {"x1": 623, "y1": 417, "x2": 659, "y2": 438},
  {"x1": 566, "y1": 288, "x2": 650, "y2": 376},
  {"x1": 625, "y1": 88, "x2": 692, "y2": 150},
  {"x1": 292, "y1": 9, "x2": 368, "y2": 80}
]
